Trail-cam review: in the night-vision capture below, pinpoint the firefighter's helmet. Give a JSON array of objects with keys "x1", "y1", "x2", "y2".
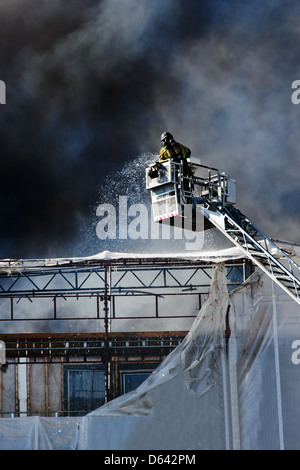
[{"x1": 161, "y1": 131, "x2": 173, "y2": 145}]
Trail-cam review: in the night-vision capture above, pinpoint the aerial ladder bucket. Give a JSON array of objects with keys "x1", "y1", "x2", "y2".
[
  {"x1": 146, "y1": 157, "x2": 300, "y2": 305},
  {"x1": 146, "y1": 159, "x2": 192, "y2": 223}
]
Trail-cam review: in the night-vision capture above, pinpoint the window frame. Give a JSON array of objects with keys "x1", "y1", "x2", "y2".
[{"x1": 63, "y1": 363, "x2": 106, "y2": 416}]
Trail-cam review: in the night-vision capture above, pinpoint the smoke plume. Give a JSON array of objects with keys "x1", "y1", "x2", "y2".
[{"x1": 0, "y1": 0, "x2": 300, "y2": 259}]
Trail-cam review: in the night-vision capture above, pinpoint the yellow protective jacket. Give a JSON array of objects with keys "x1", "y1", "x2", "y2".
[{"x1": 159, "y1": 142, "x2": 191, "y2": 162}]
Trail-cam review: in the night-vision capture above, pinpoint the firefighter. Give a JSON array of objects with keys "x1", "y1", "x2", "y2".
[
  {"x1": 159, "y1": 131, "x2": 193, "y2": 183},
  {"x1": 159, "y1": 132, "x2": 191, "y2": 163}
]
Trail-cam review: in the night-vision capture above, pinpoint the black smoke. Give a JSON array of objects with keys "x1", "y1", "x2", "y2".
[{"x1": 0, "y1": 0, "x2": 300, "y2": 259}]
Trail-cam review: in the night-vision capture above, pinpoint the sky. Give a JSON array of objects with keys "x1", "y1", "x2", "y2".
[{"x1": 1, "y1": 0, "x2": 300, "y2": 259}]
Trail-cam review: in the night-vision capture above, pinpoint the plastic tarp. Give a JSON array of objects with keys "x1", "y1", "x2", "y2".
[
  {"x1": 230, "y1": 270, "x2": 300, "y2": 450},
  {"x1": 0, "y1": 416, "x2": 80, "y2": 450}
]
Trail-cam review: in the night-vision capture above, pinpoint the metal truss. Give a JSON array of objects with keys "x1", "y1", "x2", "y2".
[
  {"x1": 0, "y1": 257, "x2": 250, "y2": 299},
  {"x1": 0, "y1": 256, "x2": 252, "y2": 328}
]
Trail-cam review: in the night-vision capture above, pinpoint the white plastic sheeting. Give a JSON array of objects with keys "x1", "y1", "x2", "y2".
[
  {"x1": 231, "y1": 270, "x2": 300, "y2": 449},
  {"x1": 0, "y1": 416, "x2": 80, "y2": 450}
]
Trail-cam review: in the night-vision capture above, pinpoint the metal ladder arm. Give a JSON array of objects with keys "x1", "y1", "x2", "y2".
[{"x1": 199, "y1": 202, "x2": 300, "y2": 304}]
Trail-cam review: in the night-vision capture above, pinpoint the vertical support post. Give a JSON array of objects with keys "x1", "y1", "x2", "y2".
[
  {"x1": 103, "y1": 263, "x2": 111, "y2": 402},
  {"x1": 155, "y1": 295, "x2": 159, "y2": 318},
  {"x1": 45, "y1": 358, "x2": 49, "y2": 416},
  {"x1": 53, "y1": 297, "x2": 57, "y2": 320},
  {"x1": 96, "y1": 294, "x2": 100, "y2": 319}
]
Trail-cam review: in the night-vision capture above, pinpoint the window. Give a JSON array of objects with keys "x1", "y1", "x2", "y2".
[
  {"x1": 64, "y1": 364, "x2": 105, "y2": 416},
  {"x1": 122, "y1": 372, "x2": 151, "y2": 394},
  {"x1": 226, "y1": 265, "x2": 250, "y2": 291},
  {"x1": 119, "y1": 364, "x2": 157, "y2": 395}
]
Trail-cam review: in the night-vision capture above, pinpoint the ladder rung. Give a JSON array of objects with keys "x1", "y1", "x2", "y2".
[{"x1": 276, "y1": 278, "x2": 295, "y2": 285}]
